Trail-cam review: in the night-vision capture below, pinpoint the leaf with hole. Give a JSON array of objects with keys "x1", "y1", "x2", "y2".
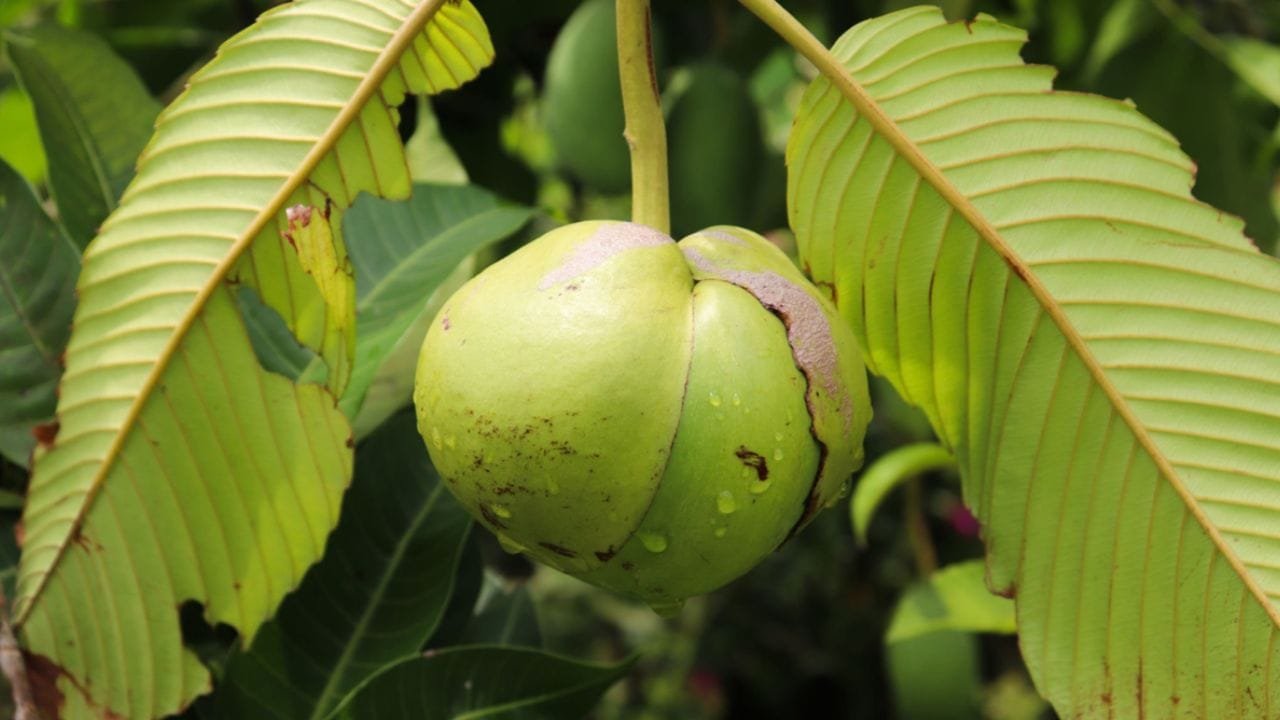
[
  {"x1": 788, "y1": 6, "x2": 1280, "y2": 717},
  {"x1": 213, "y1": 409, "x2": 473, "y2": 720},
  {"x1": 14, "y1": 1, "x2": 494, "y2": 717}
]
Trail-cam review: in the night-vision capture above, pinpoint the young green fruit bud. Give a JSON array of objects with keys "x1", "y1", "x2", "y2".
[{"x1": 414, "y1": 221, "x2": 871, "y2": 610}]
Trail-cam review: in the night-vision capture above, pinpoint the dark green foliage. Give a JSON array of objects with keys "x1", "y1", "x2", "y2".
[{"x1": 213, "y1": 411, "x2": 474, "y2": 720}]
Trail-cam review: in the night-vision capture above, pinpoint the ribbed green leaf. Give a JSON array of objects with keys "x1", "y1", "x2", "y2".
[
  {"x1": 788, "y1": 6, "x2": 1280, "y2": 717},
  {"x1": 15, "y1": 2, "x2": 494, "y2": 717},
  {"x1": 0, "y1": 158, "x2": 77, "y2": 467},
  {"x1": 329, "y1": 646, "x2": 633, "y2": 720},
  {"x1": 3, "y1": 24, "x2": 159, "y2": 248},
  {"x1": 213, "y1": 409, "x2": 473, "y2": 720}
]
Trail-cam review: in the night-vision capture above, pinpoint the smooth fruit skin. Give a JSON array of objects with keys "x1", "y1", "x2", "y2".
[
  {"x1": 415, "y1": 221, "x2": 871, "y2": 606},
  {"x1": 679, "y1": 226, "x2": 871, "y2": 520},
  {"x1": 414, "y1": 222, "x2": 694, "y2": 574},
  {"x1": 577, "y1": 277, "x2": 819, "y2": 603}
]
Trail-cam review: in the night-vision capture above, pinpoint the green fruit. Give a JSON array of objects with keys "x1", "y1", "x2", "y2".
[
  {"x1": 414, "y1": 221, "x2": 871, "y2": 610},
  {"x1": 667, "y1": 63, "x2": 764, "y2": 236},
  {"x1": 542, "y1": 0, "x2": 631, "y2": 193}
]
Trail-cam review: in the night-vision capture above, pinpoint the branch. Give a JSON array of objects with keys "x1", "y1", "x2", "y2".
[
  {"x1": 0, "y1": 587, "x2": 37, "y2": 720},
  {"x1": 616, "y1": 0, "x2": 670, "y2": 234}
]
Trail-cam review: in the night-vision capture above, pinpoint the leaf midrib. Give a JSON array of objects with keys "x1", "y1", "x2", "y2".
[
  {"x1": 16, "y1": 0, "x2": 453, "y2": 626},
  {"x1": 0, "y1": 252, "x2": 59, "y2": 369},
  {"x1": 745, "y1": 0, "x2": 1280, "y2": 627},
  {"x1": 308, "y1": 481, "x2": 451, "y2": 719}
]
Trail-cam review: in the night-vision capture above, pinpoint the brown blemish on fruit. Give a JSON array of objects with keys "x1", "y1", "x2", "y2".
[
  {"x1": 537, "y1": 222, "x2": 671, "y2": 291},
  {"x1": 734, "y1": 446, "x2": 769, "y2": 481},
  {"x1": 479, "y1": 504, "x2": 507, "y2": 530},
  {"x1": 683, "y1": 243, "x2": 856, "y2": 531},
  {"x1": 621, "y1": 561, "x2": 636, "y2": 571},
  {"x1": 595, "y1": 547, "x2": 617, "y2": 562},
  {"x1": 681, "y1": 247, "x2": 853, "y2": 431},
  {"x1": 538, "y1": 542, "x2": 578, "y2": 558}
]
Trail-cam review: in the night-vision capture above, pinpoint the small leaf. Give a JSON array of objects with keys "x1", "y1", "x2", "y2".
[
  {"x1": 0, "y1": 86, "x2": 47, "y2": 185},
  {"x1": 850, "y1": 442, "x2": 955, "y2": 546},
  {"x1": 214, "y1": 410, "x2": 473, "y2": 720},
  {"x1": 0, "y1": 158, "x2": 77, "y2": 467},
  {"x1": 328, "y1": 646, "x2": 633, "y2": 720},
  {"x1": 886, "y1": 561, "x2": 1016, "y2": 645},
  {"x1": 1220, "y1": 36, "x2": 1280, "y2": 108},
  {"x1": 405, "y1": 96, "x2": 469, "y2": 184},
  {"x1": 3, "y1": 24, "x2": 160, "y2": 247},
  {"x1": 1080, "y1": 0, "x2": 1157, "y2": 81}
]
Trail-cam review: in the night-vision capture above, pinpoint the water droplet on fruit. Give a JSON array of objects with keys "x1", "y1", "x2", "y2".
[
  {"x1": 443, "y1": 434, "x2": 456, "y2": 449},
  {"x1": 491, "y1": 504, "x2": 512, "y2": 519},
  {"x1": 732, "y1": 393, "x2": 741, "y2": 406},
  {"x1": 716, "y1": 491, "x2": 737, "y2": 515},
  {"x1": 750, "y1": 479, "x2": 773, "y2": 495},
  {"x1": 639, "y1": 532, "x2": 668, "y2": 553},
  {"x1": 430, "y1": 427, "x2": 442, "y2": 449},
  {"x1": 774, "y1": 431, "x2": 784, "y2": 441},
  {"x1": 708, "y1": 392, "x2": 722, "y2": 407},
  {"x1": 714, "y1": 527, "x2": 727, "y2": 538},
  {"x1": 773, "y1": 447, "x2": 784, "y2": 461},
  {"x1": 649, "y1": 599, "x2": 685, "y2": 617},
  {"x1": 497, "y1": 534, "x2": 526, "y2": 554}
]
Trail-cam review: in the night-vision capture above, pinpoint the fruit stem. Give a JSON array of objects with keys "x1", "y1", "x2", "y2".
[{"x1": 616, "y1": 0, "x2": 670, "y2": 234}]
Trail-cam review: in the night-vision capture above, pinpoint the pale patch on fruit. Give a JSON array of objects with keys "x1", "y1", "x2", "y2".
[
  {"x1": 696, "y1": 228, "x2": 749, "y2": 247},
  {"x1": 537, "y1": 222, "x2": 671, "y2": 291},
  {"x1": 681, "y1": 247, "x2": 853, "y2": 430}
]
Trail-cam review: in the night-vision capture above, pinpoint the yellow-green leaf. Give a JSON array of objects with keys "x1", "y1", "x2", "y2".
[
  {"x1": 14, "y1": 1, "x2": 494, "y2": 717},
  {"x1": 785, "y1": 6, "x2": 1280, "y2": 718}
]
